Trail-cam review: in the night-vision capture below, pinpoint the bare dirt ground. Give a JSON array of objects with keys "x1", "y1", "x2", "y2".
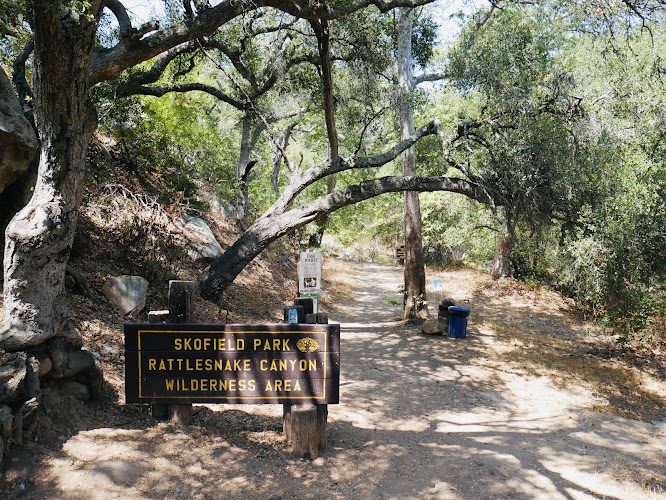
[{"x1": 21, "y1": 261, "x2": 666, "y2": 499}]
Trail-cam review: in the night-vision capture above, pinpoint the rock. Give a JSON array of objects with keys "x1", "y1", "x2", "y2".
[
  {"x1": 46, "y1": 339, "x2": 103, "y2": 399},
  {"x1": 0, "y1": 405, "x2": 13, "y2": 439},
  {"x1": 0, "y1": 67, "x2": 38, "y2": 194},
  {"x1": 59, "y1": 380, "x2": 90, "y2": 402},
  {"x1": 0, "y1": 351, "x2": 27, "y2": 403},
  {"x1": 442, "y1": 297, "x2": 456, "y2": 307},
  {"x1": 54, "y1": 321, "x2": 83, "y2": 349},
  {"x1": 421, "y1": 319, "x2": 444, "y2": 335},
  {"x1": 176, "y1": 214, "x2": 223, "y2": 264},
  {"x1": 102, "y1": 275, "x2": 148, "y2": 315},
  {"x1": 37, "y1": 356, "x2": 52, "y2": 377},
  {"x1": 40, "y1": 386, "x2": 60, "y2": 409}
]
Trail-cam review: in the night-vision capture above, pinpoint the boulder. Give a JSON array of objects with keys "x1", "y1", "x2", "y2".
[
  {"x1": 421, "y1": 319, "x2": 445, "y2": 335},
  {"x1": 0, "y1": 67, "x2": 38, "y2": 194},
  {"x1": 102, "y1": 275, "x2": 148, "y2": 315},
  {"x1": 176, "y1": 214, "x2": 223, "y2": 264},
  {"x1": 0, "y1": 352, "x2": 27, "y2": 403},
  {"x1": 0, "y1": 405, "x2": 13, "y2": 439},
  {"x1": 59, "y1": 380, "x2": 90, "y2": 402}
]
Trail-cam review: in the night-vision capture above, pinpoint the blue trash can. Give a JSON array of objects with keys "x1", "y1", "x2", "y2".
[{"x1": 448, "y1": 306, "x2": 470, "y2": 338}]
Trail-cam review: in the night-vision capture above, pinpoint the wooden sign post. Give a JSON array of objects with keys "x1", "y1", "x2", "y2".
[
  {"x1": 146, "y1": 280, "x2": 195, "y2": 424},
  {"x1": 124, "y1": 323, "x2": 340, "y2": 404},
  {"x1": 167, "y1": 280, "x2": 194, "y2": 425},
  {"x1": 125, "y1": 322, "x2": 339, "y2": 458}
]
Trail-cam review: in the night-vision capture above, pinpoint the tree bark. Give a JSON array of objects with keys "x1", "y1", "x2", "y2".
[
  {"x1": 199, "y1": 174, "x2": 486, "y2": 300},
  {"x1": 398, "y1": 8, "x2": 428, "y2": 320},
  {"x1": 0, "y1": 1, "x2": 101, "y2": 351},
  {"x1": 237, "y1": 114, "x2": 253, "y2": 229},
  {"x1": 492, "y1": 216, "x2": 515, "y2": 279}
]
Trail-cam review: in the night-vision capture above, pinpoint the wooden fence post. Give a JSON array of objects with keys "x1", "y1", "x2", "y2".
[
  {"x1": 167, "y1": 280, "x2": 194, "y2": 425},
  {"x1": 283, "y1": 403, "x2": 323, "y2": 459},
  {"x1": 282, "y1": 311, "x2": 329, "y2": 458},
  {"x1": 148, "y1": 310, "x2": 169, "y2": 420}
]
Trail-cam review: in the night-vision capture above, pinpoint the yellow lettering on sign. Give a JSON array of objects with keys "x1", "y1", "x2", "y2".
[
  {"x1": 283, "y1": 339, "x2": 290, "y2": 350},
  {"x1": 166, "y1": 379, "x2": 174, "y2": 390},
  {"x1": 260, "y1": 359, "x2": 268, "y2": 371},
  {"x1": 210, "y1": 379, "x2": 218, "y2": 391},
  {"x1": 294, "y1": 379, "x2": 301, "y2": 391},
  {"x1": 159, "y1": 359, "x2": 167, "y2": 370},
  {"x1": 215, "y1": 359, "x2": 222, "y2": 371},
  {"x1": 174, "y1": 338, "x2": 182, "y2": 350},
  {"x1": 148, "y1": 358, "x2": 156, "y2": 370},
  {"x1": 254, "y1": 339, "x2": 261, "y2": 350}
]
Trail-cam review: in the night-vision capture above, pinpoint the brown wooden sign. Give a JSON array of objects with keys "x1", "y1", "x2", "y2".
[{"x1": 124, "y1": 323, "x2": 340, "y2": 404}]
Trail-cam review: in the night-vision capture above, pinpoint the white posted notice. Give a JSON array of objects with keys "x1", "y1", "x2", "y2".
[{"x1": 299, "y1": 251, "x2": 322, "y2": 293}]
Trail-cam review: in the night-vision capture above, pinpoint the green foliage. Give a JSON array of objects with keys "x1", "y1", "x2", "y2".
[
  {"x1": 507, "y1": 23, "x2": 666, "y2": 343},
  {"x1": 445, "y1": 6, "x2": 585, "y2": 241},
  {"x1": 96, "y1": 82, "x2": 238, "y2": 207},
  {"x1": 420, "y1": 192, "x2": 495, "y2": 266},
  {"x1": 411, "y1": 13, "x2": 438, "y2": 69},
  {"x1": 447, "y1": 8, "x2": 556, "y2": 105},
  {"x1": 0, "y1": 2, "x2": 25, "y2": 38}
]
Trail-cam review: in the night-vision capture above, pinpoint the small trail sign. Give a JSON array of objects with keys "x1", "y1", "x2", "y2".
[
  {"x1": 124, "y1": 323, "x2": 340, "y2": 405},
  {"x1": 299, "y1": 251, "x2": 322, "y2": 293}
]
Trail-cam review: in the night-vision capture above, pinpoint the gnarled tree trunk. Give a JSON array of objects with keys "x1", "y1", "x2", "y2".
[
  {"x1": 492, "y1": 216, "x2": 516, "y2": 278},
  {"x1": 0, "y1": 3, "x2": 99, "y2": 350}
]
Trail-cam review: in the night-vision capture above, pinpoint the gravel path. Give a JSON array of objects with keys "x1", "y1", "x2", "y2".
[{"x1": 27, "y1": 261, "x2": 666, "y2": 499}]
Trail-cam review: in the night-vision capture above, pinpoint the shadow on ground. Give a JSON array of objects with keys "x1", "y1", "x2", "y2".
[{"x1": 27, "y1": 263, "x2": 666, "y2": 500}]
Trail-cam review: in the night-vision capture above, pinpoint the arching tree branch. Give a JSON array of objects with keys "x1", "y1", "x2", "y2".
[
  {"x1": 89, "y1": 0, "x2": 437, "y2": 85},
  {"x1": 266, "y1": 118, "x2": 442, "y2": 216},
  {"x1": 198, "y1": 173, "x2": 487, "y2": 301}
]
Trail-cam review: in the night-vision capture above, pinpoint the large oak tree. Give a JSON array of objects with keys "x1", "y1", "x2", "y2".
[{"x1": 0, "y1": 0, "x2": 439, "y2": 351}]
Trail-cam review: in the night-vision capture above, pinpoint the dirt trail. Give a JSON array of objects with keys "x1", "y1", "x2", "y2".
[{"x1": 26, "y1": 262, "x2": 666, "y2": 499}]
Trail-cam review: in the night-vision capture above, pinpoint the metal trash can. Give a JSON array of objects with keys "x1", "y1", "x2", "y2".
[{"x1": 448, "y1": 306, "x2": 470, "y2": 338}]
